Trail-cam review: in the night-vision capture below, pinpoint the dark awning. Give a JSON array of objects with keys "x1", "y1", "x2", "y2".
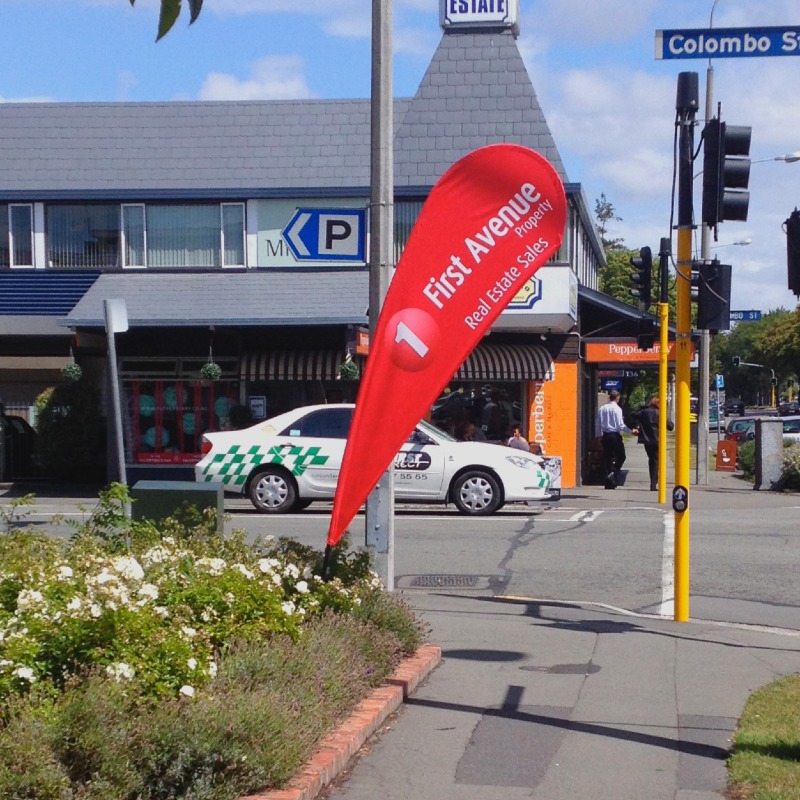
[
  {"x1": 455, "y1": 344, "x2": 554, "y2": 381},
  {"x1": 240, "y1": 350, "x2": 361, "y2": 381}
]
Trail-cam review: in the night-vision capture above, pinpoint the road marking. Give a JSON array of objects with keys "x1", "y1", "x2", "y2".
[
  {"x1": 659, "y1": 510, "x2": 675, "y2": 617},
  {"x1": 568, "y1": 509, "x2": 604, "y2": 522}
]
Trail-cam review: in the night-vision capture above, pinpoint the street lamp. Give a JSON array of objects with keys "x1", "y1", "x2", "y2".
[
  {"x1": 752, "y1": 152, "x2": 800, "y2": 164},
  {"x1": 693, "y1": 237, "x2": 751, "y2": 256}
]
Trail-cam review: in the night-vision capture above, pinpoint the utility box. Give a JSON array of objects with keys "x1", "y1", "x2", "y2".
[
  {"x1": 754, "y1": 418, "x2": 784, "y2": 491},
  {"x1": 131, "y1": 480, "x2": 224, "y2": 533}
]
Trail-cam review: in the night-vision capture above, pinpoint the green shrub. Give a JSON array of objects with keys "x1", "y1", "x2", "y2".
[
  {"x1": 0, "y1": 613, "x2": 414, "y2": 800},
  {"x1": 0, "y1": 487, "x2": 426, "y2": 799},
  {"x1": 738, "y1": 439, "x2": 800, "y2": 491},
  {"x1": 738, "y1": 439, "x2": 755, "y2": 480},
  {"x1": 34, "y1": 382, "x2": 105, "y2": 482}
]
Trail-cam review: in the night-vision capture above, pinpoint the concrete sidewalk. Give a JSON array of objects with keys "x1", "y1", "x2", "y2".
[
  {"x1": 325, "y1": 593, "x2": 799, "y2": 800},
  {"x1": 321, "y1": 440, "x2": 800, "y2": 800}
]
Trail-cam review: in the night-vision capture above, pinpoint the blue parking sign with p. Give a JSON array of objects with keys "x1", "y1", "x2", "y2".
[{"x1": 282, "y1": 208, "x2": 366, "y2": 263}]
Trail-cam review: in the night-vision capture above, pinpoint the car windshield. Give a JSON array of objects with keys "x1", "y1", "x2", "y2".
[
  {"x1": 416, "y1": 418, "x2": 456, "y2": 443},
  {"x1": 728, "y1": 419, "x2": 753, "y2": 432}
]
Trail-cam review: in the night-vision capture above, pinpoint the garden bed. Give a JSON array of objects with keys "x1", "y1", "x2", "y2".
[{"x1": 0, "y1": 486, "x2": 428, "y2": 800}]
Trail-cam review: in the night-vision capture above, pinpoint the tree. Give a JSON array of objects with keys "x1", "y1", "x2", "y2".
[
  {"x1": 594, "y1": 193, "x2": 625, "y2": 251},
  {"x1": 130, "y1": 0, "x2": 203, "y2": 41},
  {"x1": 710, "y1": 308, "x2": 800, "y2": 404}
]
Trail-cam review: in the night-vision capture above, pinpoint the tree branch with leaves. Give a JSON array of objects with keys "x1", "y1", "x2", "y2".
[{"x1": 129, "y1": 0, "x2": 203, "y2": 41}]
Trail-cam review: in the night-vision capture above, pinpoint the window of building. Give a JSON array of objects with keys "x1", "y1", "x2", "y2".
[
  {"x1": 221, "y1": 203, "x2": 245, "y2": 267},
  {"x1": 46, "y1": 202, "x2": 246, "y2": 269},
  {"x1": 147, "y1": 204, "x2": 219, "y2": 267},
  {"x1": 47, "y1": 204, "x2": 120, "y2": 268},
  {"x1": 127, "y1": 379, "x2": 238, "y2": 464},
  {"x1": 1, "y1": 204, "x2": 34, "y2": 268},
  {"x1": 394, "y1": 199, "x2": 424, "y2": 264},
  {"x1": 122, "y1": 204, "x2": 146, "y2": 268},
  {"x1": 0, "y1": 206, "x2": 8, "y2": 267}
]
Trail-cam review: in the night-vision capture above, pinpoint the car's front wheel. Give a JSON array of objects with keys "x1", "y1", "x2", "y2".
[
  {"x1": 248, "y1": 468, "x2": 298, "y2": 513},
  {"x1": 451, "y1": 470, "x2": 502, "y2": 515}
]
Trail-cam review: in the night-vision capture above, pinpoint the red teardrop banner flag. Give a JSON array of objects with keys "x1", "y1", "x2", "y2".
[{"x1": 327, "y1": 143, "x2": 567, "y2": 545}]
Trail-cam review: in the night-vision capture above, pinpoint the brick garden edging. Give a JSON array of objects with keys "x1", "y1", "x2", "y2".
[{"x1": 240, "y1": 643, "x2": 442, "y2": 800}]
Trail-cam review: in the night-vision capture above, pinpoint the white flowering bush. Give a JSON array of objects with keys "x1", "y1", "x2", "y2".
[
  {"x1": 0, "y1": 489, "x2": 426, "y2": 800},
  {"x1": 0, "y1": 486, "x2": 383, "y2": 701},
  {"x1": 782, "y1": 442, "x2": 800, "y2": 491}
]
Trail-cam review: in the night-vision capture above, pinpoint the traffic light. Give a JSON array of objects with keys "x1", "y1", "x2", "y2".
[
  {"x1": 786, "y1": 208, "x2": 800, "y2": 298},
  {"x1": 701, "y1": 117, "x2": 751, "y2": 229},
  {"x1": 694, "y1": 258, "x2": 731, "y2": 332},
  {"x1": 733, "y1": 356, "x2": 740, "y2": 367},
  {"x1": 630, "y1": 246, "x2": 653, "y2": 311},
  {"x1": 637, "y1": 317, "x2": 656, "y2": 350}
]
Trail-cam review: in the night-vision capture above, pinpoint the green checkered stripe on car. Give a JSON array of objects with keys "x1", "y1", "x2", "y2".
[{"x1": 201, "y1": 444, "x2": 329, "y2": 486}]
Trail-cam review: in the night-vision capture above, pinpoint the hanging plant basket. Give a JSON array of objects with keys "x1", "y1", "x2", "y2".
[
  {"x1": 337, "y1": 359, "x2": 359, "y2": 381},
  {"x1": 200, "y1": 362, "x2": 223, "y2": 382},
  {"x1": 61, "y1": 362, "x2": 83, "y2": 382}
]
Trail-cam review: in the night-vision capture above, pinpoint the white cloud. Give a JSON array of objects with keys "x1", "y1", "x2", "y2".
[
  {"x1": 198, "y1": 55, "x2": 315, "y2": 101},
  {"x1": 532, "y1": 0, "x2": 657, "y2": 44},
  {"x1": 116, "y1": 70, "x2": 140, "y2": 101},
  {"x1": 0, "y1": 95, "x2": 54, "y2": 103},
  {"x1": 323, "y1": 13, "x2": 370, "y2": 39}
]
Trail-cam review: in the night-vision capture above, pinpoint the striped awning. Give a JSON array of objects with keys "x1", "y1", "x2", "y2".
[
  {"x1": 240, "y1": 351, "x2": 361, "y2": 381},
  {"x1": 454, "y1": 344, "x2": 553, "y2": 381}
]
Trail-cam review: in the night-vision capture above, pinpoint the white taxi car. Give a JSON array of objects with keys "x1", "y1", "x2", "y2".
[{"x1": 195, "y1": 403, "x2": 552, "y2": 515}]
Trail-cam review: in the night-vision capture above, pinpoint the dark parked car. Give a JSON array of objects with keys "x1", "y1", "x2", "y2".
[
  {"x1": 0, "y1": 414, "x2": 39, "y2": 479},
  {"x1": 778, "y1": 399, "x2": 800, "y2": 416},
  {"x1": 722, "y1": 397, "x2": 745, "y2": 416}
]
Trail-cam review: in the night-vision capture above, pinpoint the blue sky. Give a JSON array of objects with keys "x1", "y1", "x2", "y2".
[{"x1": 2, "y1": 0, "x2": 800, "y2": 313}]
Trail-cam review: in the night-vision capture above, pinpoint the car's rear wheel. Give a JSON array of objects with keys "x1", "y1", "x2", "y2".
[
  {"x1": 248, "y1": 468, "x2": 297, "y2": 513},
  {"x1": 452, "y1": 470, "x2": 502, "y2": 515}
]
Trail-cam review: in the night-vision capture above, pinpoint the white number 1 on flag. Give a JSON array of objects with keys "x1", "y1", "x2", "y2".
[{"x1": 394, "y1": 321, "x2": 429, "y2": 359}]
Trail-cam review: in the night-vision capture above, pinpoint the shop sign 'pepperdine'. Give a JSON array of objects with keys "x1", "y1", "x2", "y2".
[{"x1": 327, "y1": 144, "x2": 566, "y2": 547}]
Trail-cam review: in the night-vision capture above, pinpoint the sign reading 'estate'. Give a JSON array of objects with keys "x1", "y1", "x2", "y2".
[
  {"x1": 656, "y1": 26, "x2": 800, "y2": 60},
  {"x1": 440, "y1": 0, "x2": 519, "y2": 36}
]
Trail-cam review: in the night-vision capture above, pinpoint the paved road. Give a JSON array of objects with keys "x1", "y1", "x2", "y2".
[{"x1": 2, "y1": 442, "x2": 799, "y2": 630}]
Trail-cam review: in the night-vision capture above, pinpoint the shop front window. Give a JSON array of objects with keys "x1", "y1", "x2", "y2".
[
  {"x1": 127, "y1": 380, "x2": 237, "y2": 464},
  {"x1": 430, "y1": 383, "x2": 523, "y2": 443}
]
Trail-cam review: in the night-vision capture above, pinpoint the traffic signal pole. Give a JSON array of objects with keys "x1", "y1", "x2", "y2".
[
  {"x1": 674, "y1": 72, "x2": 699, "y2": 622},
  {"x1": 657, "y1": 238, "x2": 671, "y2": 506}
]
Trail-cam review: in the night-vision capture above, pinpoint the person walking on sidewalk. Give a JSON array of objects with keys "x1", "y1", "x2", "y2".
[
  {"x1": 595, "y1": 390, "x2": 637, "y2": 489},
  {"x1": 633, "y1": 396, "x2": 673, "y2": 491}
]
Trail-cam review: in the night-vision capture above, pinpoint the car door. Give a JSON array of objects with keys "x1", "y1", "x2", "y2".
[
  {"x1": 393, "y1": 427, "x2": 446, "y2": 499},
  {"x1": 275, "y1": 407, "x2": 353, "y2": 495}
]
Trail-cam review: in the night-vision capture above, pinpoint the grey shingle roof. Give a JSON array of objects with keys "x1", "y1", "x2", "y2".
[
  {"x1": 0, "y1": 31, "x2": 565, "y2": 197},
  {"x1": 60, "y1": 271, "x2": 369, "y2": 328},
  {"x1": 0, "y1": 100, "x2": 410, "y2": 196},
  {"x1": 394, "y1": 31, "x2": 568, "y2": 187}
]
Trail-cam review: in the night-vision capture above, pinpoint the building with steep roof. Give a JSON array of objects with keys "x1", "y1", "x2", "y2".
[{"x1": 0, "y1": 1, "x2": 645, "y2": 487}]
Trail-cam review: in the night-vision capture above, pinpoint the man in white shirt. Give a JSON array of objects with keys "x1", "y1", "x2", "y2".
[{"x1": 595, "y1": 390, "x2": 637, "y2": 489}]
